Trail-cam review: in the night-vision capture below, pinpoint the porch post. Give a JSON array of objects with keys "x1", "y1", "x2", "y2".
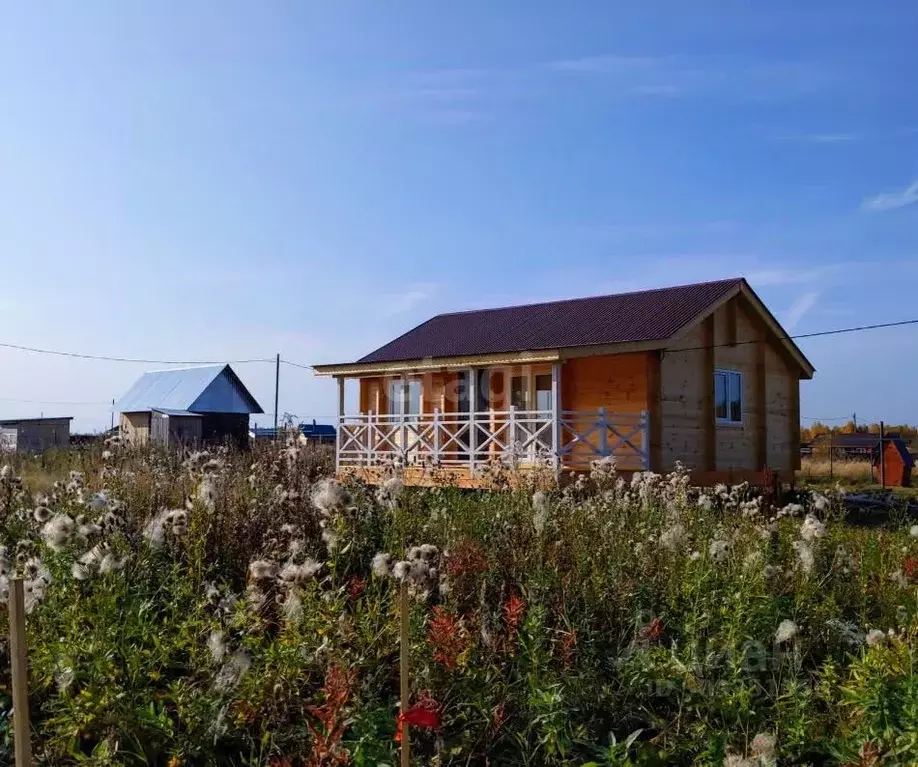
[
  {"x1": 336, "y1": 377, "x2": 345, "y2": 473},
  {"x1": 400, "y1": 373, "x2": 408, "y2": 464},
  {"x1": 433, "y1": 408, "x2": 441, "y2": 465},
  {"x1": 641, "y1": 410, "x2": 650, "y2": 471},
  {"x1": 598, "y1": 408, "x2": 608, "y2": 456},
  {"x1": 469, "y1": 368, "x2": 478, "y2": 475},
  {"x1": 366, "y1": 410, "x2": 373, "y2": 466},
  {"x1": 551, "y1": 361, "x2": 561, "y2": 472},
  {"x1": 468, "y1": 368, "x2": 477, "y2": 473}
]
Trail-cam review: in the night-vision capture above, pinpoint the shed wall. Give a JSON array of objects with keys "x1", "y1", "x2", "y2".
[
  {"x1": 0, "y1": 420, "x2": 70, "y2": 452},
  {"x1": 121, "y1": 412, "x2": 151, "y2": 445},
  {"x1": 201, "y1": 413, "x2": 249, "y2": 447},
  {"x1": 170, "y1": 416, "x2": 203, "y2": 445},
  {"x1": 150, "y1": 412, "x2": 170, "y2": 443}
]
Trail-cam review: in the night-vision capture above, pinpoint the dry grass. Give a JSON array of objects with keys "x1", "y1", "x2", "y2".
[{"x1": 798, "y1": 457, "x2": 874, "y2": 484}]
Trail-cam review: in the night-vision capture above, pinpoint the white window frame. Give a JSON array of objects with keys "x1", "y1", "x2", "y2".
[{"x1": 714, "y1": 369, "x2": 744, "y2": 426}]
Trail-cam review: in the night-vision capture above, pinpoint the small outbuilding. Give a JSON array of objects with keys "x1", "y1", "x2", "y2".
[
  {"x1": 299, "y1": 420, "x2": 336, "y2": 445},
  {"x1": 874, "y1": 437, "x2": 914, "y2": 487},
  {"x1": 0, "y1": 417, "x2": 73, "y2": 453},
  {"x1": 117, "y1": 365, "x2": 263, "y2": 447}
]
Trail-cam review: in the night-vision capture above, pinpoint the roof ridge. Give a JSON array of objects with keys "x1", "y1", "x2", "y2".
[
  {"x1": 143, "y1": 363, "x2": 227, "y2": 374},
  {"x1": 429, "y1": 277, "x2": 745, "y2": 319}
]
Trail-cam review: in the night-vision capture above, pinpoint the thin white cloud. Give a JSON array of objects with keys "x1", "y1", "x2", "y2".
[
  {"x1": 382, "y1": 283, "x2": 439, "y2": 316},
  {"x1": 861, "y1": 181, "x2": 918, "y2": 212},
  {"x1": 544, "y1": 54, "x2": 834, "y2": 102},
  {"x1": 546, "y1": 55, "x2": 667, "y2": 74},
  {"x1": 806, "y1": 132, "x2": 859, "y2": 143},
  {"x1": 783, "y1": 292, "x2": 821, "y2": 331}
]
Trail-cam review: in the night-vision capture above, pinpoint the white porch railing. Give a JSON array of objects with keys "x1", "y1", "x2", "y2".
[{"x1": 336, "y1": 408, "x2": 649, "y2": 473}]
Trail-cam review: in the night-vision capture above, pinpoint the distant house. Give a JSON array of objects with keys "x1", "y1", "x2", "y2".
[
  {"x1": 811, "y1": 432, "x2": 903, "y2": 460},
  {"x1": 314, "y1": 277, "x2": 815, "y2": 487},
  {"x1": 249, "y1": 420, "x2": 336, "y2": 445},
  {"x1": 0, "y1": 417, "x2": 73, "y2": 453},
  {"x1": 117, "y1": 365, "x2": 263, "y2": 447},
  {"x1": 300, "y1": 420, "x2": 336, "y2": 445}
]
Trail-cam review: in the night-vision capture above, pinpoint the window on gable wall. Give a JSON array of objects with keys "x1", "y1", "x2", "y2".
[{"x1": 714, "y1": 370, "x2": 743, "y2": 424}]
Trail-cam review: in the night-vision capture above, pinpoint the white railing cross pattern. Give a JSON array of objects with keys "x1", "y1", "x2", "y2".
[{"x1": 337, "y1": 407, "x2": 649, "y2": 474}]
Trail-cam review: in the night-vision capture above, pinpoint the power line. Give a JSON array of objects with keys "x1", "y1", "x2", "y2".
[
  {"x1": 280, "y1": 359, "x2": 312, "y2": 371},
  {"x1": 0, "y1": 340, "x2": 274, "y2": 365},
  {"x1": 668, "y1": 318, "x2": 918, "y2": 355},
  {"x1": 278, "y1": 318, "x2": 918, "y2": 372},
  {"x1": 0, "y1": 315, "x2": 915, "y2": 373}
]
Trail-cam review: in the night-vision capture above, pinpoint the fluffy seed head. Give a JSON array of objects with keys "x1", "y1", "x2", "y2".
[
  {"x1": 866, "y1": 629, "x2": 887, "y2": 648},
  {"x1": 800, "y1": 514, "x2": 826, "y2": 542},
  {"x1": 41, "y1": 514, "x2": 75, "y2": 551},
  {"x1": 248, "y1": 559, "x2": 279, "y2": 581},
  {"x1": 372, "y1": 552, "x2": 392, "y2": 578},
  {"x1": 775, "y1": 619, "x2": 798, "y2": 643},
  {"x1": 392, "y1": 561, "x2": 411, "y2": 581},
  {"x1": 208, "y1": 630, "x2": 227, "y2": 664},
  {"x1": 751, "y1": 732, "x2": 776, "y2": 758}
]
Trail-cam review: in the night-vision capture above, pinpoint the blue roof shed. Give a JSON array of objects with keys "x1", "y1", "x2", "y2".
[
  {"x1": 300, "y1": 421, "x2": 336, "y2": 439},
  {"x1": 117, "y1": 365, "x2": 264, "y2": 415}
]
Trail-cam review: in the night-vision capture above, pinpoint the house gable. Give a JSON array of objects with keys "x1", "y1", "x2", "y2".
[
  {"x1": 664, "y1": 281, "x2": 814, "y2": 380},
  {"x1": 188, "y1": 366, "x2": 264, "y2": 414},
  {"x1": 659, "y1": 293, "x2": 801, "y2": 475}
]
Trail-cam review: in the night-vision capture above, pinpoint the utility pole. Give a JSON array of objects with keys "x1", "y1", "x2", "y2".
[
  {"x1": 853, "y1": 412, "x2": 857, "y2": 431},
  {"x1": 110, "y1": 398, "x2": 115, "y2": 431},
  {"x1": 274, "y1": 353, "x2": 280, "y2": 441}
]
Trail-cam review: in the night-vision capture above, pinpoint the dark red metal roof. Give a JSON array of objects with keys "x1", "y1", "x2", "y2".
[{"x1": 358, "y1": 278, "x2": 744, "y2": 364}]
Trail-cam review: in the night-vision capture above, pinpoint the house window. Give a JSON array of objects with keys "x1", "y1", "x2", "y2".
[
  {"x1": 389, "y1": 379, "x2": 421, "y2": 420},
  {"x1": 456, "y1": 370, "x2": 489, "y2": 413},
  {"x1": 715, "y1": 370, "x2": 743, "y2": 424}
]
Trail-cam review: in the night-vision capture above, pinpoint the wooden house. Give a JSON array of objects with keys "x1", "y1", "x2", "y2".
[
  {"x1": 874, "y1": 438, "x2": 914, "y2": 487},
  {"x1": 117, "y1": 364, "x2": 264, "y2": 448},
  {"x1": 313, "y1": 278, "x2": 815, "y2": 487},
  {"x1": 810, "y1": 432, "x2": 884, "y2": 460}
]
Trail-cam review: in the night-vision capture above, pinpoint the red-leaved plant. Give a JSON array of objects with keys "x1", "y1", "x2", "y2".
[
  {"x1": 428, "y1": 606, "x2": 471, "y2": 670},
  {"x1": 307, "y1": 665, "x2": 355, "y2": 767},
  {"x1": 502, "y1": 592, "x2": 526, "y2": 650}
]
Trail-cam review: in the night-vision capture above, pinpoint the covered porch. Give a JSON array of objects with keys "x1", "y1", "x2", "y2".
[{"x1": 327, "y1": 356, "x2": 650, "y2": 484}]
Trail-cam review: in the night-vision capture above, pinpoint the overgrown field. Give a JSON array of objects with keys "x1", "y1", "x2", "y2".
[
  {"x1": 2, "y1": 441, "x2": 918, "y2": 766},
  {"x1": 797, "y1": 458, "x2": 875, "y2": 486}
]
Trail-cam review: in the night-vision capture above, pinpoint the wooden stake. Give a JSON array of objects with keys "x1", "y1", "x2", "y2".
[
  {"x1": 399, "y1": 580, "x2": 410, "y2": 767},
  {"x1": 9, "y1": 578, "x2": 31, "y2": 767}
]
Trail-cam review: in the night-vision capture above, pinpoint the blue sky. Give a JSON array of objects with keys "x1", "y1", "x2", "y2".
[{"x1": 0, "y1": 1, "x2": 916, "y2": 432}]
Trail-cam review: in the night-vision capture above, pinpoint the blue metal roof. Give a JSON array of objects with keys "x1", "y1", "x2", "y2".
[
  {"x1": 117, "y1": 365, "x2": 264, "y2": 415},
  {"x1": 300, "y1": 422, "x2": 336, "y2": 438}
]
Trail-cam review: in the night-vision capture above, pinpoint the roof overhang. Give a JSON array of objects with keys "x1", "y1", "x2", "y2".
[{"x1": 313, "y1": 349, "x2": 562, "y2": 377}]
